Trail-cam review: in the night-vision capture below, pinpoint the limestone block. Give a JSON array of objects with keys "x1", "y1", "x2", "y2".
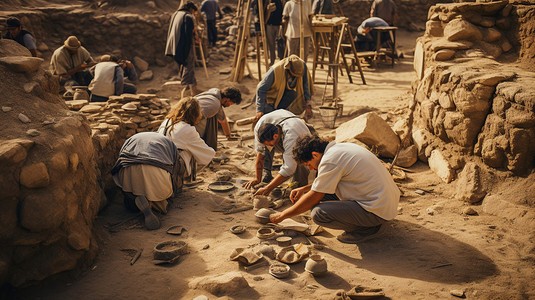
[
  {"x1": 455, "y1": 162, "x2": 486, "y2": 203},
  {"x1": 482, "y1": 138, "x2": 506, "y2": 168},
  {"x1": 429, "y1": 39, "x2": 472, "y2": 52},
  {"x1": 0, "y1": 139, "x2": 33, "y2": 164},
  {"x1": 478, "y1": 17, "x2": 495, "y2": 28},
  {"x1": 467, "y1": 72, "x2": 515, "y2": 87},
  {"x1": 425, "y1": 20, "x2": 443, "y2": 37},
  {"x1": 189, "y1": 272, "x2": 250, "y2": 296},
  {"x1": 495, "y1": 17, "x2": 510, "y2": 30},
  {"x1": 48, "y1": 152, "x2": 69, "y2": 174},
  {"x1": 444, "y1": 19, "x2": 483, "y2": 42},
  {"x1": 452, "y1": 86, "x2": 491, "y2": 115},
  {"x1": 79, "y1": 105, "x2": 102, "y2": 113},
  {"x1": 428, "y1": 149, "x2": 454, "y2": 183},
  {"x1": 482, "y1": 28, "x2": 501, "y2": 42},
  {"x1": 438, "y1": 92, "x2": 455, "y2": 109},
  {"x1": 133, "y1": 56, "x2": 149, "y2": 71},
  {"x1": 433, "y1": 49, "x2": 455, "y2": 61},
  {"x1": 506, "y1": 108, "x2": 535, "y2": 128},
  {"x1": 414, "y1": 40, "x2": 425, "y2": 80},
  {"x1": 20, "y1": 162, "x2": 50, "y2": 188},
  {"x1": 335, "y1": 112, "x2": 400, "y2": 158},
  {"x1": 500, "y1": 39, "x2": 512, "y2": 53},
  {"x1": 18, "y1": 113, "x2": 31, "y2": 123},
  {"x1": 139, "y1": 70, "x2": 153, "y2": 81},
  {"x1": 20, "y1": 190, "x2": 66, "y2": 232},
  {"x1": 508, "y1": 128, "x2": 534, "y2": 174},
  {"x1": 477, "y1": 41, "x2": 502, "y2": 58},
  {"x1": 65, "y1": 100, "x2": 88, "y2": 110},
  {"x1": 396, "y1": 145, "x2": 418, "y2": 168},
  {"x1": 0, "y1": 56, "x2": 43, "y2": 73}
]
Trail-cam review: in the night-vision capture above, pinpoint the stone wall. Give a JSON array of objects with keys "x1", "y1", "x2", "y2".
[
  {"x1": 411, "y1": 1, "x2": 535, "y2": 179},
  {"x1": 0, "y1": 40, "x2": 170, "y2": 287}
]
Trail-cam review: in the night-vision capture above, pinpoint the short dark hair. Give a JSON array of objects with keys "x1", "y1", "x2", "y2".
[
  {"x1": 109, "y1": 55, "x2": 119, "y2": 62},
  {"x1": 258, "y1": 123, "x2": 279, "y2": 143},
  {"x1": 6, "y1": 17, "x2": 21, "y2": 28},
  {"x1": 221, "y1": 87, "x2": 242, "y2": 104},
  {"x1": 180, "y1": 1, "x2": 198, "y2": 11},
  {"x1": 292, "y1": 134, "x2": 329, "y2": 163}
]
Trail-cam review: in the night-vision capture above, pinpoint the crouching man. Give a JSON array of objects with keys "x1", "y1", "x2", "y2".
[{"x1": 270, "y1": 135, "x2": 400, "y2": 243}]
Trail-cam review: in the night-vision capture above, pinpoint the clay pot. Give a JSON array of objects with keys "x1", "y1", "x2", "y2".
[
  {"x1": 276, "y1": 236, "x2": 292, "y2": 247},
  {"x1": 305, "y1": 255, "x2": 328, "y2": 276},
  {"x1": 153, "y1": 240, "x2": 187, "y2": 261},
  {"x1": 253, "y1": 195, "x2": 271, "y2": 210},
  {"x1": 269, "y1": 262, "x2": 290, "y2": 279},
  {"x1": 256, "y1": 227, "x2": 276, "y2": 239},
  {"x1": 230, "y1": 225, "x2": 246, "y2": 234}
]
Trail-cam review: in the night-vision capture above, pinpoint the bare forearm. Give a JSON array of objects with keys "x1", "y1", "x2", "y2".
[
  {"x1": 265, "y1": 174, "x2": 288, "y2": 191},
  {"x1": 219, "y1": 119, "x2": 232, "y2": 137},
  {"x1": 255, "y1": 153, "x2": 264, "y2": 181},
  {"x1": 280, "y1": 190, "x2": 324, "y2": 219}
]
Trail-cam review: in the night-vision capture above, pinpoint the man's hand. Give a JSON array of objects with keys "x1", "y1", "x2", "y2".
[
  {"x1": 290, "y1": 186, "x2": 308, "y2": 203},
  {"x1": 269, "y1": 212, "x2": 286, "y2": 224},
  {"x1": 254, "y1": 186, "x2": 271, "y2": 196},
  {"x1": 254, "y1": 111, "x2": 264, "y2": 123},
  {"x1": 243, "y1": 179, "x2": 260, "y2": 189},
  {"x1": 304, "y1": 105, "x2": 313, "y2": 122}
]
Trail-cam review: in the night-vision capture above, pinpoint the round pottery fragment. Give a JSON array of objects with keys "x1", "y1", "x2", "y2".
[
  {"x1": 256, "y1": 227, "x2": 276, "y2": 239},
  {"x1": 166, "y1": 225, "x2": 185, "y2": 235},
  {"x1": 153, "y1": 240, "x2": 187, "y2": 261},
  {"x1": 272, "y1": 199, "x2": 284, "y2": 209},
  {"x1": 305, "y1": 254, "x2": 328, "y2": 276},
  {"x1": 275, "y1": 244, "x2": 309, "y2": 264},
  {"x1": 208, "y1": 181, "x2": 235, "y2": 192},
  {"x1": 254, "y1": 208, "x2": 276, "y2": 224},
  {"x1": 269, "y1": 262, "x2": 291, "y2": 279},
  {"x1": 230, "y1": 225, "x2": 246, "y2": 234},
  {"x1": 276, "y1": 236, "x2": 292, "y2": 247}
]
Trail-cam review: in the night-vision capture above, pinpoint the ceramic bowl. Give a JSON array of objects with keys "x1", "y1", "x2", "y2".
[
  {"x1": 230, "y1": 225, "x2": 246, "y2": 234},
  {"x1": 305, "y1": 254, "x2": 327, "y2": 276},
  {"x1": 256, "y1": 227, "x2": 276, "y2": 239},
  {"x1": 269, "y1": 262, "x2": 291, "y2": 279},
  {"x1": 276, "y1": 236, "x2": 292, "y2": 247},
  {"x1": 254, "y1": 208, "x2": 276, "y2": 224},
  {"x1": 153, "y1": 240, "x2": 187, "y2": 261}
]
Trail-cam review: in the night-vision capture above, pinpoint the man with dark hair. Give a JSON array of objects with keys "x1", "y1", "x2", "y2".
[
  {"x1": 194, "y1": 87, "x2": 242, "y2": 150},
  {"x1": 254, "y1": 54, "x2": 314, "y2": 123},
  {"x1": 165, "y1": 1, "x2": 200, "y2": 96},
  {"x1": 355, "y1": 17, "x2": 390, "y2": 52},
  {"x1": 88, "y1": 54, "x2": 138, "y2": 102},
  {"x1": 243, "y1": 109, "x2": 311, "y2": 195},
  {"x1": 4, "y1": 17, "x2": 37, "y2": 57},
  {"x1": 270, "y1": 135, "x2": 400, "y2": 244}
]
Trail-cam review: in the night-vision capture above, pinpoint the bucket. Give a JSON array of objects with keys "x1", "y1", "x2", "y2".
[{"x1": 319, "y1": 106, "x2": 338, "y2": 128}]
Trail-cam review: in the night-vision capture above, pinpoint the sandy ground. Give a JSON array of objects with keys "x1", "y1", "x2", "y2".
[{"x1": 17, "y1": 30, "x2": 535, "y2": 300}]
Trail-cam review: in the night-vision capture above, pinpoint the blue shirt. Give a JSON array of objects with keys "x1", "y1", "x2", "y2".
[{"x1": 201, "y1": 0, "x2": 222, "y2": 21}]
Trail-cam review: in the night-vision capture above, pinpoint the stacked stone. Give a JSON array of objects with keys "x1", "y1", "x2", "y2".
[
  {"x1": 420, "y1": 1, "x2": 513, "y2": 63},
  {"x1": 411, "y1": 1, "x2": 535, "y2": 181},
  {"x1": 210, "y1": 14, "x2": 238, "y2": 61}
]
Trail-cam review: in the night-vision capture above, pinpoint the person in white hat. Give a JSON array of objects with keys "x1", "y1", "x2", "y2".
[{"x1": 49, "y1": 35, "x2": 96, "y2": 86}]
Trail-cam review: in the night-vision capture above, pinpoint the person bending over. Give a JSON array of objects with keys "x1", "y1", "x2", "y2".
[{"x1": 270, "y1": 134, "x2": 400, "y2": 244}]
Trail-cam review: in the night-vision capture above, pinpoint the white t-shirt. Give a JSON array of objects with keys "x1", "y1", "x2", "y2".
[
  {"x1": 254, "y1": 109, "x2": 310, "y2": 178},
  {"x1": 283, "y1": 0, "x2": 313, "y2": 39},
  {"x1": 311, "y1": 142, "x2": 400, "y2": 220}
]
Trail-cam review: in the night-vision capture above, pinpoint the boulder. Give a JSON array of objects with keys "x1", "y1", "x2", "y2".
[
  {"x1": 428, "y1": 149, "x2": 455, "y2": 183},
  {"x1": 444, "y1": 19, "x2": 483, "y2": 42},
  {"x1": 65, "y1": 100, "x2": 89, "y2": 110},
  {"x1": 335, "y1": 112, "x2": 400, "y2": 158},
  {"x1": 0, "y1": 56, "x2": 43, "y2": 73},
  {"x1": 455, "y1": 162, "x2": 487, "y2": 203},
  {"x1": 412, "y1": 129, "x2": 432, "y2": 162},
  {"x1": 482, "y1": 28, "x2": 502, "y2": 42},
  {"x1": 425, "y1": 20, "x2": 443, "y2": 37},
  {"x1": 429, "y1": 39, "x2": 472, "y2": 52},
  {"x1": 0, "y1": 139, "x2": 33, "y2": 164},
  {"x1": 19, "y1": 189, "x2": 66, "y2": 232},
  {"x1": 133, "y1": 56, "x2": 149, "y2": 72},
  {"x1": 139, "y1": 70, "x2": 153, "y2": 81},
  {"x1": 189, "y1": 272, "x2": 250, "y2": 296},
  {"x1": 20, "y1": 162, "x2": 50, "y2": 188},
  {"x1": 433, "y1": 49, "x2": 455, "y2": 61},
  {"x1": 396, "y1": 145, "x2": 418, "y2": 168}
]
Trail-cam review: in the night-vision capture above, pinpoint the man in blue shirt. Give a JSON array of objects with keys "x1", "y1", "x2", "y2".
[
  {"x1": 355, "y1": 17, "x2": 390, "y2": 52},
  {"x1": 200, "y1": 0, "x2": 222, "y2": 47}
]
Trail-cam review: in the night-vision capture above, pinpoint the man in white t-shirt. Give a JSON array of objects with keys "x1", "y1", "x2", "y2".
[
  {"x1": 270, "y1": 135, "x2": 400, "y2": 243},
  {"x1": 282, "y1": 0, "x2": 313, "y2": 62}
]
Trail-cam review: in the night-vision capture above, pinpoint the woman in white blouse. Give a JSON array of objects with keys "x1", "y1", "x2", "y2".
[{"x1": 158, "y1": 96, "x2": 215, "y2": 180}]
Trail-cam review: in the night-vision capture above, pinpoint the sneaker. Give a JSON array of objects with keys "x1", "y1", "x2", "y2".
[
  {"x1": 135, "y1": 196, "x2": 161, "y2": 230},
  {"x1": 336, "y1": 224, "x2": 385, "y2": 244}
]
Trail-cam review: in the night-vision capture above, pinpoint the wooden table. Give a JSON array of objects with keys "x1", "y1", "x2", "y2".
[{"x1": 358, "y1": 26, "x2": 398, "y2": 67}]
